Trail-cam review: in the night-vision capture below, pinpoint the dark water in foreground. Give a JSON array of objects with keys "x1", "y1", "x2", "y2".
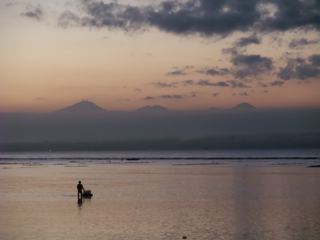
[{"x1": 0, "y1": 150, "x2": 320, "y2": 239}]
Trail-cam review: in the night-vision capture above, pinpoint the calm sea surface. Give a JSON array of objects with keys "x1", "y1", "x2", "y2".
[{"x1": 1, "y1": 150, "x2": 320, "y2": 239}]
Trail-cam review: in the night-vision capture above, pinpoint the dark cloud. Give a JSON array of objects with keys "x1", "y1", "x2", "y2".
[
  {"x1": 58, "y1": 11, "x2": 81, "y2": 27},
  {"x1": 235, "y1": 34, "x2": 261, "y2": 47},
  {"x1": 159, "y1": 94, "x2": 184, "y2": 99},
  {"x1": 79, "y1": 1, "x2": 145, "y2": 31},
  {"x1": 198, "y1": 79, "x2": 250, "y2": 88},
  {"x1": 144, "y1": 94, "x2": 184, "y2": 100},
  {"x1": 182, "y1": 80, "x2": 195, "y2": 86},
  {"x1": 68, "y1": 0, "x2": 259, "y2": 35},
  {"x1": 151, "y1": 79, "x2": 250, "y2": 89},
  {"x1": 232, "y1": 54, "x2": 272, "y2": 68},
  {"x1": 270, "y1": 80, "x2": 285, "y2": 86},
  {"x1": 143, "y1": 96, "x2": 155, "y2": 101},
  {"x1": 166, "y1": 65, "x2": 194, "y2": 76},
  {"x1": 231, "y1": 54, "x2": 273, "y2": 79},
  {"x1": 153, "y1": 79, "x2": 194, "y2": 88},
  {"x1": 278, "y1": 56, "x2": 320, "y2": 80},
  {"x1": 259, "y1": 0, "x2": 320, "y2": 32},
  {"x1": 198, "y1": 67, "x2": 230, "y2": 76},
  {"x1": 222, "y1": 46, "x2": 239, "y2": 56},
  {"x1": 289, "y1": 38, "x2": 319, "y2": 49},
  {"x1": 59, "y1": 0, "x2": 320, "y2": 36},
  {"x1": 228, "y1": 80, "x2": 250, "y2": 88},
  {"x1": 232, "y1": 91, "x2": 250, "y2": 96},
  {"x1": 222, "y1": 33, "x2": 261, "y2": 59},
  {"x1": 166, "y1": 69, "x2": 187, "y2": 76},
  {"x1": 21, "y1": 6, "x2": 43, "y2": 20},
  {"x1": 151, "y1": 81, "x2": 177, "y2": 88},
  {"x1": 197, "y1": 80, "x2": 229, "y2": 87},
  {"x1": 183, "y1": 65, "x2": 195, "y2": 69},
  {"x1": 258, "y1": 80, "x2": 284, "y2": 87}
]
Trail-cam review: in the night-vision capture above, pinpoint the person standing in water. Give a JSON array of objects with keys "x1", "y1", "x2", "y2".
[{"x1": 77, "y1": 181, "x2": 85, "y2": 200}]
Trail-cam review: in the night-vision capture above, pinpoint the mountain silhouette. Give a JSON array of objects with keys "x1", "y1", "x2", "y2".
[
  {"x1": 56, "y1": 100, "x2": 106, "y2": 114},
  {"x1": 1, "y1": 103, "x2": 319, "y2": 150},
  {"x1": 232, "y1": 102, "x2": 256, "y2": 110},
  {"x1": 136, "y1": 105, "x2": 168, "y2": 112}
]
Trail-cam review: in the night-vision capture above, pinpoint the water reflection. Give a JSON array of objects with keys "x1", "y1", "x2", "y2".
[
  {"x1": 231, "y1": 169, "x2": 269, "y2": 239},
  {"x1": 0, "y1": 164, "x2": 320, "y2": 240},
  {"x1": 77, "y1": 197, "x2": 91, "y2": 210},
  {"x1": 231, "y1": 168, "x2": 320, "y2": 240},
  {"x1": 77, "y1": 198, "x2": 83, "y2": 207}
]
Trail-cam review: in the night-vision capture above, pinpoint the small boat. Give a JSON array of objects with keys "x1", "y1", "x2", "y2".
[{"x1": 83, "y1": 190, "x2": 93, "y2": 198}]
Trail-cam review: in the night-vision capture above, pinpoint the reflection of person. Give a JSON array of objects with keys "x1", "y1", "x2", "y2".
[{"x1": 77, "y1": 181, "x2": 85, "y2": 200}]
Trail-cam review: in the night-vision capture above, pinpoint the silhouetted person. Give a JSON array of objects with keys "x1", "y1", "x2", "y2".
[{"x1": 77, "y1": 181, "x2": 85, "y2": 200}]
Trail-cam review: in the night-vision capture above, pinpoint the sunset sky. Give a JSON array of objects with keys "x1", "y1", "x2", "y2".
[{"x1": 1, "y1": 0, "x2": 319, "y2": 112}]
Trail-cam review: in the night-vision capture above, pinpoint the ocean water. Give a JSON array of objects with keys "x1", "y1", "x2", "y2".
[
  {"x1": 1, "y1": 149, "x2": 320, "y2": 165},
  {"x1": 1, "y1": 149, "x2": 320, "y2": 240}
]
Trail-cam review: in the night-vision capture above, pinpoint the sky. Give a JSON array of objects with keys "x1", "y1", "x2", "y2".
[{"x1": 0, "y1": 0, "x2": 320, "y2": 112}]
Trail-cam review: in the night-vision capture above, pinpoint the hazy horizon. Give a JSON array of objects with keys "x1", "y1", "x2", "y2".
[
  {"x1": 1, "y1": 100, "x2": 319, "y2": 150},
  {"x1": 1, "y1": 100, "x2": 320, "y2": 114}
]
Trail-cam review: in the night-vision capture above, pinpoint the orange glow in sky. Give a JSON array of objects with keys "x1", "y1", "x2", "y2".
[{"x1": 1, "y1": 0, "x2": 320, "y2": 112}]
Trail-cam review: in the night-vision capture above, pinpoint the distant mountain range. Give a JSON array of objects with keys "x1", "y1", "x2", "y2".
[
  {"x1": 232, "y1": 102, "x2": 256, "y2": 110},
  {"x1": 55, "y1": 100, "x2": 256, "y2": 113},
  {"x1": 57, "y1": 100, "x2": 107, "y2": 114},
  {"x1": 1, "y1": 100, "x2": 318, "y2": 151}
]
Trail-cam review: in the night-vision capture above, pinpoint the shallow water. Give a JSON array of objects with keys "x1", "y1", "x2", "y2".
[
  {"x1": 0, "y1": 158, "x2": 320, "y2": 239},
  {"x1": 1, "y1": 149, "x2": 320, "y2": 168}
]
